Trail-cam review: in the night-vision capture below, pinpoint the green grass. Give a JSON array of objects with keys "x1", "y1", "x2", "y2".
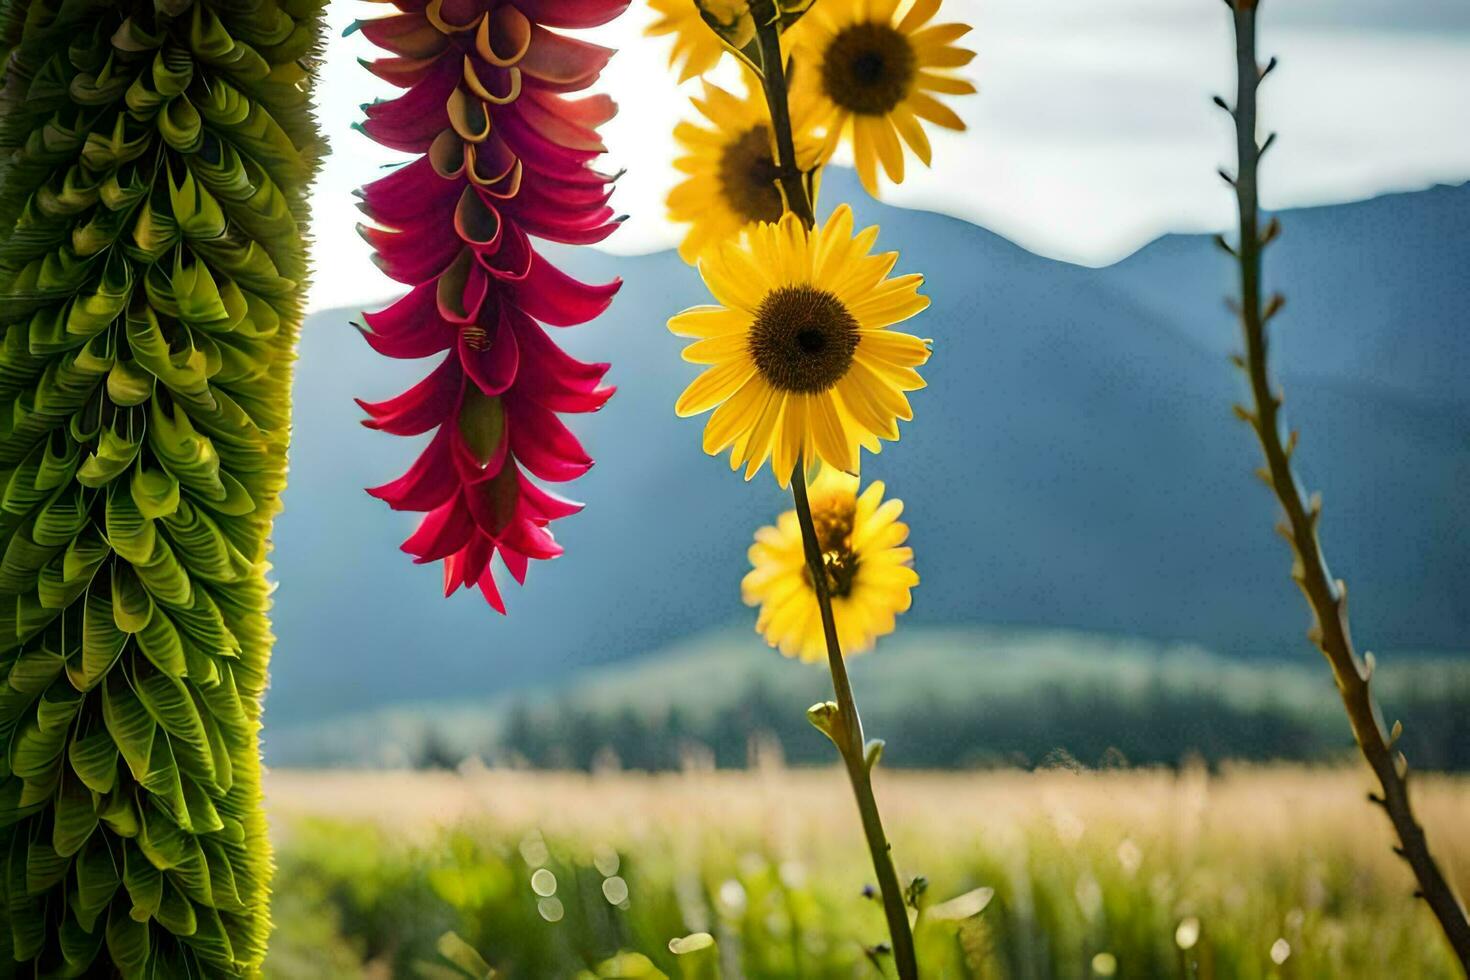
[{"x1": 261, "y1": 767, "x2": 1470, "y2": 978}]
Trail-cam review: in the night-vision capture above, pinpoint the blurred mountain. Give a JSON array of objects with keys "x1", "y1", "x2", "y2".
[{"x1": 262, "y1": 172, "x2": 1469, "y2": 729}]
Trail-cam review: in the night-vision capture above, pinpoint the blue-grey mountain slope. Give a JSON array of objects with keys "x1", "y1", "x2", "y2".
[{"x1": 262, "y1": 173, "x2": 1469, "y2": 728}]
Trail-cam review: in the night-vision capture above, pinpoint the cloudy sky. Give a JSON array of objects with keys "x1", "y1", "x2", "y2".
[{"x1": 304, "y1": 0, "x2": 1470, "y2": 312}]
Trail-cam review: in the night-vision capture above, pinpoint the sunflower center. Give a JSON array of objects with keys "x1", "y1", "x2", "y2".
[
  {"x1": 717, "y1": 125, "x2": 786, "y2": 225},
  {"x1": 749, "y1": 285, "x2": 859, "y2": 394},
  {"x1": 805, "y1": 493, "x2": 860, "y2": 597},
  {"x1": 821, "y1": 22, "x2": 917, "y2": 116}
]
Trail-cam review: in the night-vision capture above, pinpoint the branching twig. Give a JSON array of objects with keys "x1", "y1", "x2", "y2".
[{"x1": 1220, "y1": 1, "x2": 1470, "y2": 970}]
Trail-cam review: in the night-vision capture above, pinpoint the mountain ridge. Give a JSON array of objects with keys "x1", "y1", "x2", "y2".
[{"x1": 264, "y1": 173, "x2": 1468, "y2": 726}]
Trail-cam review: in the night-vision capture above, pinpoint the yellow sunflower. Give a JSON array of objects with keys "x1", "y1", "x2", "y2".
[
  {"x1": 796, "y1": 0, "x2": 976, "y2": 195},
  {"x1": 645, "y1": 0, "x2": 815, "y2": 82},
  {"x1": 646, "y1": 0, "x2": 727, "y2": 82},
  {"x1": 742, "y1": 467, "x2": 918, "y2": 661},
  {"x1": 667, "y1": 80, "x2": 825, "y2": 264},
  {"x1": 669, "y1": 205, "x2": 930, "y2": 485}
]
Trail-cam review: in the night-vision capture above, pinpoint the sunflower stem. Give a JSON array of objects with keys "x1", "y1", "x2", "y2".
[
  {"x1": 753, "y1": 5, "x2": 817, "y2": 228},
  {"x1": 1223, "y1": 1, "x2": 1470, "y2": 967},
  {"x1": 791, "y1": 465, "x2": 919, "y2": 980},
  {"x1": 750, "y1": 9, "x2": 917, "y2": 974}
]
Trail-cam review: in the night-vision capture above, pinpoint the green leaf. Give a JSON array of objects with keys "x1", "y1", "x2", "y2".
[
  {"x1": 58, "y1": 910, "x2": 105, "y2": 973},
  {"x1": 111, "y1": 562, "x2": 155, "y2": 633},
  {"x1": 10, "y1": 711, "x2": 67, "y2": 779},
  {"x1": 122, "y1": 840, "x2": 163, "y2": 921},
  {"x1": 105, "y1": 485, "x2": 156, "y2": 564},
  {"x1": 102, "y1": 669, "x2": 156, "y2": 781},
  {"x1": 25, "y1": 839, "x2": 70, "y2": 895},
  {"x1": 53, "y1": 767, "x2": 99, "y2": 856},
  {"x1": 99, "y1": 789, "x2": 140, "y2": 839},
  {"x1": 69, "y1": 725, "x2": 120, "y2": 794},
  {"x1": 74, "y1": 833, "x2": 121, "y2": 931},
  {"x1": 135, "y1": 606, "x2": 187, "y2": 678},
  {"x1": 199, "y1": 838, "x2": 242, "y2": 912},
  {"x1": 134, "y1": 669, "x2": 214, "y2": 789},
  {"x1": 156, "y1": 877, "x2": 197, "y2": 936},
  {"x1": 75, "y1": 586, "x2": 127, "y2": 691},
  {"x1": 106, "y1": 901, "x2": 151, "y2": 973},
  {"x1": 137, "y1": 735, "x2": 191, "y2": 834},
  {"x1": 131, "y1": 463, "x2": 180, "y2": 520}
]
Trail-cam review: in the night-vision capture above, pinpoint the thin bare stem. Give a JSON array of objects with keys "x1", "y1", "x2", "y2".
[
  {"x1": 1222, "y1": 1, "x2": 1470, "y2": 969},
  {"x1": 750, "y1": 6, "x2": 918, "y2": 976}
]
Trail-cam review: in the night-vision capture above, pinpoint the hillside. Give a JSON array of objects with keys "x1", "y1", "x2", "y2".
[{"x1": 264, "y1": 173, "x2": 1470, "y2": 726}]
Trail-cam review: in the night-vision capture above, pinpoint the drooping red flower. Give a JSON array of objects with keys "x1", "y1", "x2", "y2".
[{"x1": 354, "y1": 0, "x2": 627, "y2": 610}]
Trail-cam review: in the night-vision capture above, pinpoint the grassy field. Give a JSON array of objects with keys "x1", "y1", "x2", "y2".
[{"x1": 262, "y1": 766, "x2": 1470, "y2": 978}]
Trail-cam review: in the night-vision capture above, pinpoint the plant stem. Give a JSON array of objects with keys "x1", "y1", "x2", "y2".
[
  {"x1": 1224, "y1": 2, "x2": 1470, "y2": 970},
  {"x1": 748, "y1": 6, "x2": 918, "y2": 976},
  {"x1": 791, "y1": 466, "x2": 918, "y2": 980},
  {"x1": 753, "y1": 10, "x2": 816, "y2": 228}
]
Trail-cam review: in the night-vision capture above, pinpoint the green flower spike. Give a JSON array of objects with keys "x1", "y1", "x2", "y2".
[{"x1": 0, "y1": 0, "x2": 326, "y2": 973}]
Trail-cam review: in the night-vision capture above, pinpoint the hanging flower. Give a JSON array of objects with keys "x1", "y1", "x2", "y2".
[
  {"x1": 742, "y1": 467, "x2": 918, "y2": 661},
  {"x1": 668, "y1": 79, "x2": 825, "y2": 263},
  {"x1": 356, "y1": 0, "x2": 627, "y2": 610},
  {"x1": 795, "y1": 0, "x2": 975, "y2": 195},
  {"x1": 669, "y1": 205, "x2": 930, "y2": 485}
]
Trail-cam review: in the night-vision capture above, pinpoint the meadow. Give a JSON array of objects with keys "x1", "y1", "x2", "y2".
[{"x1": 262, "y1": 766, "x2": 1470, "y2": 978}]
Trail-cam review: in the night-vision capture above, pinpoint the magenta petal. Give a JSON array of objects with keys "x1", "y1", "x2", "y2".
[
  {"x1": 460, "y1": 308, "x2": 520, "y2": 395},
  {"x1": 403, "y1": 494, "x2": 476, "y2": 563},
  {"x1": 516, "y1": 472, "x2": 583, "y2": 522},
  {"x1": 502, "y1": 516, "x2": 562, "y2": 560},
  {"x1": 477, "y1": 565, "x2": 507, "y2": 612},
  {"x1": 505, "y1": 395, "x2": 592, "y2": 482},
  {"x1": 360, "y1": 283, "x2": 456, "y2": 359},
  {"x1": 358, "y1": 0, "x2": 624, "y2": 610},
  {"x1": 515, "y1": 0, "x2": 629, "y2": 30},
  {"x1": 358, "y1": 356, "x2": 461, "y2": 435},
  {"x1": 367, "y1": 427, "x2": 458, "y2": 511},
  {"x1": 500, "y1": 546, "x2": 529, "y2": 584},
  {"x1": 515, "y1": 253, "x2": 619, "y2": 326}
]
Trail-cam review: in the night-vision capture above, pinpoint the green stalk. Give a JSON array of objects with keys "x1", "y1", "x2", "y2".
[
  {"x1": 751, "y1": 9, "x2": 918, "y2": 977},
  {"x1": 0, "y1": 0, "x2": 327, "y2": 973},
  {"x1": 1220, "y1": 1, "x2": 1470, "y2": 969}
]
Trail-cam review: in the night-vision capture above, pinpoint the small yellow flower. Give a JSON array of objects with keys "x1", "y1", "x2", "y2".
[
  {"x1": 742, "y1": 467, "x2": 917, "y2": 661},
  {"x1": 646, "y1": 0, "x2": 729, "y2": 82},
  {"x1": 796, "y1": 0, "x2": 976, "y2": 195},
  {"x1": 667, "y1": 80, "x2": 825, "y2": 264},
  {"x1": 669, "y1": 205, "x2": 930, "y2": 485}
]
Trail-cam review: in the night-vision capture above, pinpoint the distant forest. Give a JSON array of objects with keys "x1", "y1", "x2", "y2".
[{"x1": 414, "y1": 673, "x2": 1470, "y2": 773}]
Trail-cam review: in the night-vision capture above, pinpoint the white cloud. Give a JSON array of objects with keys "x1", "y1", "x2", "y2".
[{"x1": 304, "y1": 0, "x2": 1470, "y2": 311}]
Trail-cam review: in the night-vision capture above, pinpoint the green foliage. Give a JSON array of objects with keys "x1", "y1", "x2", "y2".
[
  {"x1": 334, "y1": 630, "x2": 1470, "y2": 774},
  {"x1": 0, "y1": 0, "x2": 325, "y2": 971}
]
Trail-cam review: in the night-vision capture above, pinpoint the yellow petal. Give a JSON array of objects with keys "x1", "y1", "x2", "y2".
[
  {"x1": 857, "y1": 329, "x2": 931, "y2": 367},
  {"x1": 906, "y1": 91, "x2": 966, "y2": 130},
  {"x1": 870, "y1": 116, "x2": 906, "y2": 184},
  {"x1": 675, "y1": 357, "x2": 755, "y2": 416},
  {"x1": 703, "y1": 375, "x2": 770, "y2": 454},
  {"x1": 681, "y1": 331, "x2": 752, "y2": 364},
  {"x1": 917, "y1": 70, "x2": 977, "y2": 96},
  {"x1": 808, "y1": 393, "x2": 853, "y2": 472},
  {"x1": 889, "y1": 105, "x2": 932, "y2": 166},
  {"x1": 897, "y1": 0, "x2": 941, "y2": 33},
  {"x1": 669, "y1": 304, "x2": 749, "y2": 338}
]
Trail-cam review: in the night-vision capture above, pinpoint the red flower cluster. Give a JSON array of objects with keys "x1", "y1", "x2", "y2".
[{"x1": 355, "y1": 0, "x2": 627, "y2": 610}]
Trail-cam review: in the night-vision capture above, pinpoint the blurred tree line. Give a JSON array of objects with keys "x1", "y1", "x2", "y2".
[{"x1": 411, "y1": 675, "x2": 1470, "y2": 772}]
